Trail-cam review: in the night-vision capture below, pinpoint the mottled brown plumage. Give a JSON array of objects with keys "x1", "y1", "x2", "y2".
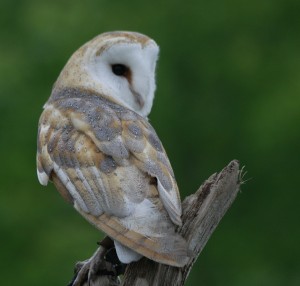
[{"x1": 37, "y1": 32, "x2": 188, "y2": 267}]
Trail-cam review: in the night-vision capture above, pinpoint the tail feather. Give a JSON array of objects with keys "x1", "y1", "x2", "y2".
[{"x1": 77, "y1": 210, "x2": 189, "y2": 267}]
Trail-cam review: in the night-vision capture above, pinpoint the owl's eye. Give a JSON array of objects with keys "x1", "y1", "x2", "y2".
[{"x1": 111, "y1": 64, "x2": 129, "y2": 76}]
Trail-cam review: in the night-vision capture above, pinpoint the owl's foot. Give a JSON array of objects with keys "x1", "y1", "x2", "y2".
[
  {"x1": 105, "y1": 246, "x2": 127, "y2": 276},
  {"x1": 68, "y1": 237, "x2": 125, "y2": 286}
]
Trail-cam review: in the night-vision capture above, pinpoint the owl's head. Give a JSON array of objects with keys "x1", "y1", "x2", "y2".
[{"x1": 53, "y1": 31, "x2": 159, "y2": 117}]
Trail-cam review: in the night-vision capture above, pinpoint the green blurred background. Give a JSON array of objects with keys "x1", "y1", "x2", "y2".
[{"x1": 1, "y1": 0, "x2": 299, "y2": 285}]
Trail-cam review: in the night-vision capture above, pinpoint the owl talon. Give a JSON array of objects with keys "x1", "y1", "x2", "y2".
[
  {"x1": 68, "y1": 245, "x2": 121, "y2": 286},
  {"x1": 68, "y1": 259, "x2": 90, "y2": 286}
]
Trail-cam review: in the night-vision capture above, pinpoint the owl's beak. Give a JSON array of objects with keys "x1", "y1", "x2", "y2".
[{"x1": 130, "y1": 88, "x2": 145, "y2": 109}]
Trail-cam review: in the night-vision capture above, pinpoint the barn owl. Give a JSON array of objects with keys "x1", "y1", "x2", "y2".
[{"x1": 37, "y1": 31, "x2": 188, "y2": 268}]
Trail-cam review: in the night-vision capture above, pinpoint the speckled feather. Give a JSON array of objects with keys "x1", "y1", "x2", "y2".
[{"x1": 37, "y1": 87, "x2": 187, "y2": 266}]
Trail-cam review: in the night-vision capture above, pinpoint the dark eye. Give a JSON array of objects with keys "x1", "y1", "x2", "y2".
[{"x1": 111, "y1": 64, "x2": 129, "y2": 76}]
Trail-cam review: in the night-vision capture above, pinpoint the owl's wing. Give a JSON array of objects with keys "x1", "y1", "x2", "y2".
[{"x1": 37, "y1": 94, "x2": 187, "y2": 266}]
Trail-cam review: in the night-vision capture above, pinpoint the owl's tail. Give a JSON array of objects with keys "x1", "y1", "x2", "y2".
[{"x1": 78, "y1": 211, "x2": 189, "y2": 267}]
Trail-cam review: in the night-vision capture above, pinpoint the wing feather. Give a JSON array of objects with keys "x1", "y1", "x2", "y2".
[{"x1": 37, "y1": 90, "x2": 188, "y2": 266}]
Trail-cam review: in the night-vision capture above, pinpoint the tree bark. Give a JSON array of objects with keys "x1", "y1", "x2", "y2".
[{"x1": 71, "y1": 160, "x2": 241, "y2": 286}]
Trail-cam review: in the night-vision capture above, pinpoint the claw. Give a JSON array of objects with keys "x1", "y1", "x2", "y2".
[
  {"x1": 68, "y1": 257, "x2": 92, "y2": 286},
  {"x1": 68, "y1": 239, "x2": 125, "y2": 286}
]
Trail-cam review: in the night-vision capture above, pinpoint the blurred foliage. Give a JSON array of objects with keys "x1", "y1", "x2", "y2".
[{"x1": 1, "y1": 0, "x2": 300, "y2": 285}]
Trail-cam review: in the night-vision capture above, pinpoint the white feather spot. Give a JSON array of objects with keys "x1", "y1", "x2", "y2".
[
  {"x1": 157, "y1": 180, "x2": 182, "y2": 226},
  {"x1": 75, "y1": 167, "x2": 102, "y2": 216},
  {"x1": 39, "y1": 124, "x2": 50, "y2": 135},
  {"x1": 53, "y1": 162, "x2": 89, "y2": 213},
  {"x1": 37, "y1": 169, "x2": 49, "y2": 186},
  {"x1": 90, "y1": 166, "x2": 110, "y2": 209},
  {"x1": 114, "y1": 240, "x2": 142, "y2": 263},
  {"x1": 71, "y1": 115, "x2": 89, "y2": 132}
]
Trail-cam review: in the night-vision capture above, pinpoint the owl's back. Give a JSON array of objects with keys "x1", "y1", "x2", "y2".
[{"x1": 37, "y1": 87, "x2": 188, "y2": 266}]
